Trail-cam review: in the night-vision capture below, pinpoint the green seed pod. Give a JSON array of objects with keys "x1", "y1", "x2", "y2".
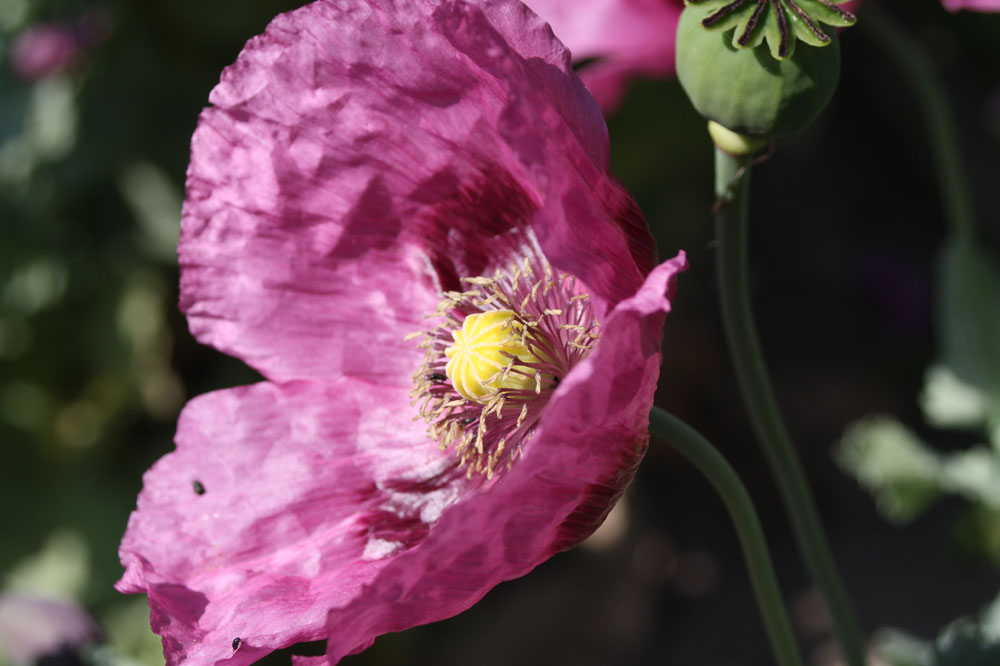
[{"x1": 675, "y1": 4, "x2": 842, "y2": 139}]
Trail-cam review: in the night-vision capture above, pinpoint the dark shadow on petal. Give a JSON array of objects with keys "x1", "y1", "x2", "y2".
[
  {"x1": 595, "y1": 173, "x2": 658, "y2": 276},
  {"x1": 331, "y1": 174, "x2": 400, "y2": 258},
  {"x1": 148, "y1": 584, "x2": 209, "y2": 664},
  {"x1": 380, "y1": 464, "x2": 461, "y2": 494},
  {"x1": 412, "y1": 164, "x2": 538, "y2": 292},
  {"x1": 360, "y1": 510, "x2": 432, "y2": 549}
]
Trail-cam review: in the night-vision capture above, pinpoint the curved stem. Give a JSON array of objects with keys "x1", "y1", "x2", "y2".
[
  {"x1": 714, "y1": 147, "x2": 866, "y2": 666},
  {"x1": 649, "y1": 407, "x2": 804, "y2": 666},
  {"x1": 860, "y1": 3, "x2": 977, "y2": 243}
]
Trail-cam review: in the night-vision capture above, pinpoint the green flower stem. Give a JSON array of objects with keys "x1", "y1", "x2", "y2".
[
  {"x1": 713, "y1": 147, "x2": 866, "y2": 666},
  {"x1": 860, "y1": 3, "x2": 977, "y2": 244},
  {"x1": 649, "y1": 407, "x2": 804, "y2": 666}
]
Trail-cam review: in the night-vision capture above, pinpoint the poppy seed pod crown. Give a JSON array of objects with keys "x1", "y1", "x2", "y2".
[{"x1": 675, "y1": 0, "x2": 853, "y2": 139}]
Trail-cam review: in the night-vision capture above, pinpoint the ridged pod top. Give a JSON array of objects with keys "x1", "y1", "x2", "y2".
[
  {"x1": 686, "y1": 0, "x2": 856, "y2": 60},
  {"x1": 675, "y1": 0, "x2": 848, "y2": 138}
]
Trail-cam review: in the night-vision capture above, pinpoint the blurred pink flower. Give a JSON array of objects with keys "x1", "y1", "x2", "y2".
[
  {"x1": 941, "y1": 0, "x2": 1000, "y2": 9},
  {"x1": 8, "y1": 14, "x2": 110, "y2": 81},
  {"x1": 523, "y1": 0, "x2": 860, "y2": 111},
  {"x1": 526, "y1": 0, "x2": 684, "y2": 110},
  {"x1": 0, "y1": 595, "x2": 100, "y2": 665},
  {"x1": 116, "y1": 1, "x2": 685, "y2": 665},
  {"x1": 9, "y1": 24, "x2": 80, "y2": 80}
]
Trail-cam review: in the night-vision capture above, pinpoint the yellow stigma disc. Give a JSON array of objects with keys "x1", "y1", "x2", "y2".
[{"x1": 444, "y1": 310, "x2": 543, "y2": 403}]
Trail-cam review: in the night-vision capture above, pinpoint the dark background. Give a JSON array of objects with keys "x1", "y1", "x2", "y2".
[{"x1": 1, "y1": 0, "x2": 998, "y2": 664}]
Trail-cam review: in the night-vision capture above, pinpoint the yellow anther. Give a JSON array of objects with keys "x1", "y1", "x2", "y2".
[{"x1": 444, "y1": 310, "x2": 544, "y2": 403}]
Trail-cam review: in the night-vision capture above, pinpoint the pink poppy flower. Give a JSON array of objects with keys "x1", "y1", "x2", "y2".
[
  {"x1": 9, "y1": 24, "x2": 81, "y2": 80},
  {"x1": 941, "y1": 0, "x2": 1000, "y2": 10},
  {"x1": 524, "y1": 0, "x2": 684, "y2": 110},
  {"x1": 116, "y1": 1, "x2": 686, "y2": 665},
  {"x1": 8, "y1": 15, "x2": 110, "y2": 81}
]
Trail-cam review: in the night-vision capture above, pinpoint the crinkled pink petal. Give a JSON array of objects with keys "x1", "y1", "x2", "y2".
[
  {"x1": 180, "y1": 0, "x2": 656, "y2": 384},
  {"x1": 117, "y1": 378, "x2": 469, "y2": 666},
  {"x1": 525, "y1": 0, "x2": 683, "y2": 110},
  {"x1": 324, "y1": 253, "x2": 686, "y2": 662},
  {"x1": 941, "y1": 0, "x2": 1000, "y2": 9},
  {"x1": 120, "y1": 251, "x2": 686, "y2": 666}
]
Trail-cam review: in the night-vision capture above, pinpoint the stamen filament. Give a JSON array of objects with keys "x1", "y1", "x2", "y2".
[{"x1": 408, "y1": 254, "x2": 599, "y2": 479}]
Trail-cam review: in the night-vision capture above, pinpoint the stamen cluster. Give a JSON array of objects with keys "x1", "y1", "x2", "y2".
[{"x1": 410, "y1": 255, "x2": 600, "y2": 480}]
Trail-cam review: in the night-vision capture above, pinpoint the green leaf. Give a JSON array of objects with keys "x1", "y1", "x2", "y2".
[
  {"x1": 837, "y1": 416, "x2": 943, "y2": 523},
  {"x1": 982, "y1": 591, "x2": 1000, "y2": 643},
  {"x1": 873, "y1": 592, "x2": 1000, "y2": 666},
  {"x1": 938, "y1": 238, "x2": 1000, "y2": 440},
  {"x1": 96, "y1": 598, "x2": 166, "y2": 666},
  {"x1": 953, "y1": 506, "x2": 1000, "y2": 565},
  {"x1": 921, "y1": 364, "x2": 988, "y2": 431},
  {"x1": 933, "y1": 619, "x2": 1000, "y2": 666},
  {"x1": 3, "y1": 529, "x2": 89, "y2": 600},
  {"x1": 117, "y1": 161, "x2": 182, "y2": 264},
  {"x1": 873, "y1": 628, "x2": 934, "y2": 666},
  {"x1": 940, "y1": 448, "x2": 1000, "y2": 510}
]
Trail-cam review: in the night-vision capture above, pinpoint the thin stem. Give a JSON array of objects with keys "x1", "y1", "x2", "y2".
[
  {"x1": 714, "y1": 147, "x2": 866, "y2": 666},
  {"x1": 649, "y1": 407, "x2": 804, "y2": 666},
  {"x1": 860, "y1": 3, "x2": 977, "y2": 243}
]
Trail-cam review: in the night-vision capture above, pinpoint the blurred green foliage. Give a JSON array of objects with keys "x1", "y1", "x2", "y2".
[
  {"x1": 0, "y1": 0, "x2": 298, "y2": 663},
  {"x1": 837, "y1": 235, "x2": 1000, "y2": 664},
  {"x1": 874, "y1": 591, "x2": 1000, "y2": 666},
  {"x1": 834, "y1": 8, "x2": 1000, "y2": 663},
  {"x1": 837, "y1": 236, "x2": 1000, "y2": 556}
]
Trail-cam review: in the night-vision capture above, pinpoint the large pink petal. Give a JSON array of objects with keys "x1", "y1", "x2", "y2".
[
  {"x1": 323, "y1": 252, "x2": 687, "y2": 662},
  {"x1": 117, "y1": 379, "x2": 470, "y2": 666},
  {"x1": 180, "y1": 0, "x2": 656, "y2": 383}
]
